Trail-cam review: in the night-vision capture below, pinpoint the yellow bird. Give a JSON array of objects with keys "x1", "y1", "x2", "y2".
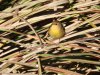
[{"x1": 48, "y1": 19, "x2": 65, "y2": 39}]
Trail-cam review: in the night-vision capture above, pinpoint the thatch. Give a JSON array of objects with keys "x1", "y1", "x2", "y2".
[{"x1": 0, "y1": 0, "x2": 100, "y2": 75}]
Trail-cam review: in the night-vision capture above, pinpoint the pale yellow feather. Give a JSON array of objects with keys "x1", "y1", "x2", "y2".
[{"x1": 48, "y1": 23, "x2": 65, "y2": 39}]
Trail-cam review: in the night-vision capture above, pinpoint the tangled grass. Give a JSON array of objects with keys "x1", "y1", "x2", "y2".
[{"x1": 0, "y1": 0, "x2": 100, "y2": 75}]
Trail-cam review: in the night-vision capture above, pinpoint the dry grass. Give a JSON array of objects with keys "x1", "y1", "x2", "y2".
[{"x1": 0, "y1": 0, "x2": 100, "y2": 75}]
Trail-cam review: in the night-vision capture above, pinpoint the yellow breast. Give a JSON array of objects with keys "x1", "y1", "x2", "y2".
[{"x1": 48, "y1": 24, "x2": 65, "y2": 39}]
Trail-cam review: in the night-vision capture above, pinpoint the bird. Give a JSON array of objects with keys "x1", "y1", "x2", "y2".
[{"x1": 48, "y1": 19, "x2": 65, "y2": 39}]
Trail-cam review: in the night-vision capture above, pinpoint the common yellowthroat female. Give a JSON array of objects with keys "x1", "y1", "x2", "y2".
[{"x1": 48, "y1": 19, "x2": 65, "y2": 39}]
